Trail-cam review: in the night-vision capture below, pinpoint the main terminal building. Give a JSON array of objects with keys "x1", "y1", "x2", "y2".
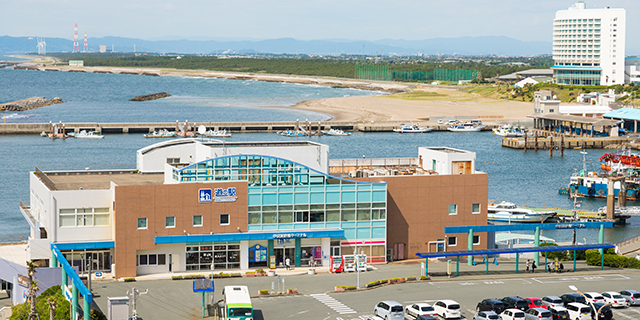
[{"x1": 20, "y1": 139, "x2": 488, "y2": 278}]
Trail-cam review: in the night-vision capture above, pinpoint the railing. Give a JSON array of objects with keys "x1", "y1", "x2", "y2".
[
  {"x1": 0, "y1": 234, "x2": 29, "y2": 244},
  {"x1": 35, "y1": 166, "x2": 57, "y2": 190},
  {"x1": 616, "y1": 233, "x2": 640, "y2": 249}
]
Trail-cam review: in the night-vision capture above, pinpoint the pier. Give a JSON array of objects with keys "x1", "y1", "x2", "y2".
[
  {"x1": 0, "y1": 121, "x2": 500, "y2": 135},
  {"x1": 502, "y1": 133, "x2": 631, "y2": 150}
]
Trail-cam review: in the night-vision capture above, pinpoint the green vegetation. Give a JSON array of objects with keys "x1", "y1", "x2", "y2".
[
  {"x1": 467, "y1": 82, "x2": 636, "y2": 103},
  {"x1": 586, "y1": 249, "x2": 640, "y2": 268},
  {"x1": 10, "y1": 286, "x2": 70, "y2": 320}
]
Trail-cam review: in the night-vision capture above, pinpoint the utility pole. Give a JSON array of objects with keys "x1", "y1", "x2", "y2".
[
  {"x1": 126, "y1": 288, "x2": 149, "y2": 320},
  {"x1": 87, "y1": 255, "x2": 92, "y2": 293}
]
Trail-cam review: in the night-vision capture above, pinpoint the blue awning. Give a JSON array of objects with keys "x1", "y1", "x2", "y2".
[
  {"x1": 155, "y1": 229, "x2": 344, "y2": 244},
  {"x1": 416, "y1": 243, "x2": 615, "y2": 258},
  {"x1": 445, "y1": 221, "x2": 612, "y2": 234},
  {"x1": 54, "y1": 241, "x2": 115, "y2": 251},
  {"x1": 603, "y1": 108, "x2": 640, "y2": 121}
]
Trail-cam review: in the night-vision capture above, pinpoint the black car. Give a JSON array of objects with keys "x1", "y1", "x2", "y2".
[
  {"x1": 591, "y1": 302, "x2": 612, "y2": 320},
  {"x1": 560, "y1": 293, "x2": 587, "y2": 306},
  {"x1": 417, "y1": 316, "x2": 438, "y2": 320},
  {"x1": 501, "y1": 296, "x2": 529, "y2": 311},
  {"x1": 477, "y1": 299, "x2": 506, "y2": 314},
  {"x1": 548, "y1": 307, "x2": 569, "y2": 320}
]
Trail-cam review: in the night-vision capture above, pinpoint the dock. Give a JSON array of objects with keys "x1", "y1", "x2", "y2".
[
  {"x1": 502, "y1": 134, "x2": 631, "y2": 150},
  {"x1": 0, "y1": 121, "x2": 500, "y2": 135}
]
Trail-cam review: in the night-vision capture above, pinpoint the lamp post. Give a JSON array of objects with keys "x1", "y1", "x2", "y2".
[{"x1": 568, "y1": 285, "x2": 612, "y2": 319}]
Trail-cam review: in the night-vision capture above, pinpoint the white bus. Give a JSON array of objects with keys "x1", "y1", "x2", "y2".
[{"x1": 222, "y1": 285, "x2": 253, "y2": 320}]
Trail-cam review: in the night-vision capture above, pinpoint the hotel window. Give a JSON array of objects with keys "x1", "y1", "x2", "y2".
[
  {"x1": 165, "y1": 216, "x2": 175, "y2": 228},
  {"x1": 448, "y1": 236, "x2": 457, "y2": 246},
  {"x1": 137, "y1": 217, "x2": 147, "y2": 229},
  {"x1": 472, "y1": 203, "x2": 481, "y2": 214},
  {"x1": 448, "y1": 204, "x2": 457, "y2": 215},
  {"x1": 220, "y1": 214, "x2": 230, "y2": 225},
  {"x1": 473, "y1": 235, "x2": 480, "y2": 245},
  {"x1": 193, "y1": 215, "x2": 203, "y2": 227},
  {"x1": 295, "y1": 211, "x2": 309, "y2": 223}
]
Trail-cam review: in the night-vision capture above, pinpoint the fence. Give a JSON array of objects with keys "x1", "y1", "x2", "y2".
[{"x1": 355, "y1": 64, "x2": 478, "y2": 82}]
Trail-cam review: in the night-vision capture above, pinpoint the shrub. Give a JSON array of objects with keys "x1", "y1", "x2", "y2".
[
  {"x1": 258, "y1": 290, "x2": 269, "y2": 295},
  {"x1": 123, "y1": 277, "x2": 136, "y2": 282},
  {"x1": 406, "y1": 276, "x2": 417, "y2": 281},
  {"x1": 10, "y1": 285, "x2": 70, "y2": 320},
  {"x1": 420, "y1": 275, "x2": 428, "y2": 280},
  {"x1": 365, "y1": 281, "x2": 380, "y2": 288},
  {"x1": 585, "y1": 249, "x2": 640, "y2": 268},
  {"x1": 256, "y1": 268, "x2": 265, "y2": 274}
]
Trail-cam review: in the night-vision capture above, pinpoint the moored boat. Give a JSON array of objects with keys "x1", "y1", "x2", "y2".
[
  {"x1": 70, "y1": 130, "x2": 104, "y2": 139},
  {"x1": 143, "y1": 129, "x2": 177, "y2": 138},
  {"x1": 492, "y1": 125, "x2": 526, "y2": 137},
  {"x1": 203, "y1": 129, "x2": 232, "y2": 137},
  {"x1": 393, "y1": 123, "x2": 432, "y2": 133},
  {"x1": 487, "y1": 201, "x2": 556, "y2": 223},
  {"x1": 565, "y1": 150, "x2": 640, "y2": 200},
  {"x1": 447, "y1": 123, "x2": 485, "y2": 132},
  {"x1": 322, "y1": 129, "x2": 351, "y2": 136},
  {"x1": 278, "y1": 129, "x2": 309, "y2": 137}
]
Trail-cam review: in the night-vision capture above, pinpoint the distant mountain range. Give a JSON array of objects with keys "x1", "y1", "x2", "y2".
[{"x1": 0, "y1": 35, "x2": 554, "y2": 56}]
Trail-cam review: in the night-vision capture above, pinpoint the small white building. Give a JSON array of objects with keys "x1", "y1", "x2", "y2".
[
  {"x1": 68, "y1": 60, "x2": 84, "y2": 67},
  {"x1": 626, "y1": 57, "x2": 640, "y2": 84},
  {"x1": 533, "y1": 90, "x2": 561, "y2": 114},
  {"x1": 419, "y1": 147, "x2": 476, "y2": 175},
  {"x1": 99, "y1": 45, "x2": 107, "y2": 53}
]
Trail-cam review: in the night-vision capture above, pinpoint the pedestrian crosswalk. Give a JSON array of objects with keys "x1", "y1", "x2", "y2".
[{"x1": 310, "y1": 293, "x2": 357, "y2": 314}]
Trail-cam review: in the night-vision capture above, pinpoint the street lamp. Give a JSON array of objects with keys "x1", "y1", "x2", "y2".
[{"x1": 568, "y1": 285, "x2": 613, "y2": 319}]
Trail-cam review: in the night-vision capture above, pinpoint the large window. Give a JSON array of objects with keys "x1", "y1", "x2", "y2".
[
  {"x1": 59, "y1": 207, "x2": 110, "y2": 227},
  {"x1": 448, "y1": 236, "x2": 457, "y2": 246},
  {"x1": 165, "y1": 216, "x2": 175, "y2": 228},
  {"x1": 137, "y1": 254, "x2": 166, "y2": 266},
  {"x1": 220, "y1": 214, "x2": 230, "y2": 225},
  {"x1": 472, "y1": 203, "x2": 481, "y2": 214},
  {"x1": 448, "y1": 204, "x2": 457, "y2": 215},
  {"x1": 186, "y1": 243, "x2": 240, "y2": 270},
  {"x1": 137, "y1": 217, "x2": 147, "y2": 229},
  {"x1": 193, "y1": 215, "x2": 203, "y2": 227}
]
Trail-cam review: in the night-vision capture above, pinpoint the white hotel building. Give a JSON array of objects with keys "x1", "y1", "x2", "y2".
[{"x1": 552, "y1": 1, "x2": 626, "y2": 86}]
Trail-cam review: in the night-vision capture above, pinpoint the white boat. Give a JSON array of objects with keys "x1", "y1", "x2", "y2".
[
  {"x1": 487, "y1": 201, "x2": 556, "y2": 223},
  {"x1": 70, "y1": 130, "x2": 104, "y2": 139},
  {"x1": 203, "y1": 129, "x2": 232, "y2": 137},
  {"x1": 322, "y1": 129, "x2": 351, "y2": 136},
  {"x1": 447, "y1": 123, "x2": 485, "y2": 132},
  {"x1": 278, "y1": 129, "x2": 315, "y2": 137},
  {"x1": 393, "y1": 123, "x2": 432, "y2": 133},
  {"x1": 492, "y1": 125, "x2": 526, "y2": 137},
  {"x1": 144, "y1": 129, "x2": 177, "y2": 138}
]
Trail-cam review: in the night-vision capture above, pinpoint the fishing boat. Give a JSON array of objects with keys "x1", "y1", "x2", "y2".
[
  {"x1": 492, "y1": 125, "x2": 526, "y2": 137},
  {"x1": 143, "y1": 129, "x2": 177, "y2": 138},
  {"x1": 203, "y1": 129, "x2": 232, "y2": 138},
  {"x1": 69, "y1": 130, "x2": 104, "y2": 139},
  {"x1": 322, "y1": 129, "x2": 351, "y2": 136},
  {"x1": 447, "y1": 123, "x2": 485, "y2": 132},
  {"x1": 487, "y1": 201, "x2": 556, "y2": 223},
  {"x1": 393, "y1": 123, "x2": 432, "y2": 133},
  {"x1": 278, "y1": 129, "x2": 309, "y2": 137}
]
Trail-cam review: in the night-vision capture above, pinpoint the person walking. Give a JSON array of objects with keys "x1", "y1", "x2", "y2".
[
  {"x1": 559, "y1": 262, "x2": 564, "y2": 273},
  {"x1": 526, "y1": 260, "x2": 530, "y2": 272},
  {"x1": 285, "y1": 256, "x2": 291, "y2": 270},
  {"x1": 531, "y1": 261, "x2": 537, "y2": 273}
]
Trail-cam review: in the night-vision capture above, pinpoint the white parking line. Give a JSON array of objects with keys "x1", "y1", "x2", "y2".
[
  {"x1": 310, "y1": 293, "x2": 358, "y2": 314},
  {"x1": 613, "y1": 310, "x2": 636, "y2": 319},
  {"x1": 530, "y1": 274, "x2": 629, "y2": 284}
]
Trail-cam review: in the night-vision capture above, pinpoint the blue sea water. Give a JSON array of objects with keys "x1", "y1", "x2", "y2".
[{"x1": 0, "y1": 68, "x2": 638, "y2": 245}]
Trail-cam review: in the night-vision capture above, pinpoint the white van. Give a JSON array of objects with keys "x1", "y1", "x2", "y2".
[
  {"x1": 374, "y1": 301, "x2": 404, "y2": 320},
  {"x1": 434, "y1": 300, "x2": 461, "y2": 319},
  {"x1": 565, "y1": 302, "x2": 591, "y2": 320}
]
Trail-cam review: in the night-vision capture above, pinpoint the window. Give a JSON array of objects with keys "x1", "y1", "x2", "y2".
[
  {"x1": 193, "y1": 215, "x2": 203, "y2": 227},
  {"x1": 295, "y1": 211, "x2": 309, "y2": 222},
  {"x1": 472, "y1": 203, "x2": 481, "y2": 214},
  {"x1": 137, "y1": 254, "x2": 166, "y2": 266},
  {"x1": 165, "y1": 216, "x2": 175, "y2": 228},
  {"x1": 167, "y1": 157, "x2": 180, "y2": 164},
  {"x1": 448, "y1": 236, "x2": 457, "y2": 246},
  {"x1": 137, "y1": 217, "x2": 147, "y2": 229},
  {"x1": 448, "y1": 204, "x2": 457, "y2": 215},
  {"x1": 473, "y1": 235, "x2": 480, "y2": 245},
  {"x1": 220, "y1": 214, "x2": 230, "y2": 225},
  {"x1": 59, "y1": 207, "x2": 110, "y2": 227}
]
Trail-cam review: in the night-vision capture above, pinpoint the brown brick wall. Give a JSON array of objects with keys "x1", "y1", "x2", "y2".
[{"x1": 113, "y1": 182, "x2": 248, "y2": 278}]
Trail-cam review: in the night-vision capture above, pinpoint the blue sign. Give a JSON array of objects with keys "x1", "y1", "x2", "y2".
[
  {"x1": 95, "y1": 272, "x2": 103, "y2": 278},
  {"x1": 199, "y1": 189, "x2": 212, "y2": 203},
  {"x1": 193, "y1": 279, "x2": 215, "y2": 292},
  {"x1": 214, "y1": 187, "x2": 237, "y2": 202}
]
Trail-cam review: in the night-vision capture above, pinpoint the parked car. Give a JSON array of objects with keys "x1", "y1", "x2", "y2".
[
  {"x1": 619, "y1": 290, "x2": 640, "y2": 306},
  {"x1": 542, "y1": 296, "x2": 565, "y2": 309},
  {"x1": 548, "y1": 306, "x2": 569, "y2": 320},
  {"x1": 471, "y1": 120, "x2": 483, "y2": 125},
  {"x1": 416, "y1": 316, "x2": 438, "y2": 320},
  {"x1": 477, "y1": 299, "x2": 506, "y2": 314},
  {"x1": 601, "y1": 292, "x2": 628, "y2": 308},
  {"x1": 582, "y1": 293, "x2": 605, "y2": 304},
  {"x1": 565, "y1": 303, "x2": 591, "y2": 320},
  {"x1": 406, "y1": 303, "x2": 437, "y2": 318},
  {"x1": 590, "y1": 302, "x2": 612, "y2": 320},
  {"x1": 474, "y1": 311, "x2": 500, "y2": 320},
  {"x1": 445, "y1": 120, "x2": 459, "y2": 126},
  {"x1": 560, "y1": 294, "x2": 587, "y2": 307},
  {"x1": 525, "y1": 297, "x2": 547, "y2": 310},
  {"x1": 502, "y1": 297, "x2": 529, "y2": 311},
  {"x1": 374, "y1": 301, "x2": 404, "y2": 320},
  {"x1": 525, "y1": 308, "x2": 552, "y2": 320},
  {"x1": 434, "y1": 300, "x2": 462, "y2": 319},
  {"x1": 500, "y1": 308, "x2": 526, "y2": 320}
]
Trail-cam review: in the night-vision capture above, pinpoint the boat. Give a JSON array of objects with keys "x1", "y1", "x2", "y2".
[
  {"x1": 47, "y1": 133, "x2": 68, "y2": 140},
  {"x1": 487, "y1": 201, "x2": 556, "y2": 223},
  {"x1": 492, "y1": 125, "x2": 526, "y2": 137},
  {"x1": 69, "y1": 130, "x2": 104, "y2": 139},
  {"x1": 203, "y1": 129, "x2": 232, "y2": 138},
  {"x1": 447, "y1": 123, "x2": 485, "y2": 132},
  {"x1": 322, "y1": 129, "x2": 351, "y2": 136},
  {"x1": 393, "y1": 123, "x2": 432, "y2": 133},
  {"x1": 143, "y1": 129, "x2": 177, "y2": 138},
  {"x1": 565, "y1": 150, "x2": 640, "y2": 200},
  {"x1": 278, "y1": 129, "x2": 309, "y2": 137}
]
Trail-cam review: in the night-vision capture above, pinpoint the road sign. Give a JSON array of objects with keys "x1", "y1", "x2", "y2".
[
  {"x1": 193, "y1": 279, "x2": 214, "y2": 293},
  {"x1": 95, "y1": 272, "x2": 103, "y2": 278}
]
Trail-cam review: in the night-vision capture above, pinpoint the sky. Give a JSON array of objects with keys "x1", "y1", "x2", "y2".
[{"x1": 1, "y1": 0, "x2": 638, "y2": 42}]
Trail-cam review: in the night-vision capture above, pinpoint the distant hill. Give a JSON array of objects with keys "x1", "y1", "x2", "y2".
[{"x1": 0, "y1": 35, "x2": 554, "y2": 56}]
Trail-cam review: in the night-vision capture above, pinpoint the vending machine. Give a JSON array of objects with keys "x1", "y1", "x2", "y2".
[
  {"x1": 343, "y1": 255, "x2": 356, "y2": 272},
  {"x1": 356, "y1": 254, "x2": 367, "y2": 272},
  {"x1": 330, "y1": 255, "x2": 344, "y2": 273}
]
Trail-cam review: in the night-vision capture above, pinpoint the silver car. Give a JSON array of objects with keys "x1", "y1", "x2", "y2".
[
  {"x1": 525, "y1": 308, "x2": 552, "y2": 320},
  {"x1": 619, "y1": 290, "x2": 640, "y2": 306},
  {"x1": 474, "y1": 311, "x2": 500, "y2": 320}
]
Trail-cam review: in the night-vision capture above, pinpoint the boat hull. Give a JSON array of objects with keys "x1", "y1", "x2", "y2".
[{"x1": 487, "y1": 212, "x2": 554, "y2": 223}]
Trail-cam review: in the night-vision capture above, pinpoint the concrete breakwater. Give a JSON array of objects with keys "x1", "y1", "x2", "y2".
[
  {"x1": 0, "y1": 121, "x2": 499, "y2": 135},
  {"x1": 130, "y1": 92, "x2": 172, "y2": 101},
  {"x1": 0, "y1": 97, "x2": 64, "y2": 112},
  {"x1": 501, "y1": 135, "x2": 632, "y2": 150}
]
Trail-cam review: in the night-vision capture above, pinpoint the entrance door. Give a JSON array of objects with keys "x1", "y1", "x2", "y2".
[
  {"x1": 331, "y1": 247, "x2": 340, "y2": 256},
  {"x1": 274, "y1": 248, "x2": 295, "y2": 268},
  {"x1": 168, "y1": 254, "x2": 173, "y2": 272}
]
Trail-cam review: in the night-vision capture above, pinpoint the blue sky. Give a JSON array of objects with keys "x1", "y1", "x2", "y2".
[{"x1": 2, "y1": 0, "x2": 637, "y2": 42}]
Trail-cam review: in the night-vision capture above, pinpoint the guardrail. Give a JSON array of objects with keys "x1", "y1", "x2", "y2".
[
  {"x1": 0, "y1": 234, "x2": 29, "y2": 244},
  {"x1": 616, "y1": 233, "x2": 640, "y2": 249}
]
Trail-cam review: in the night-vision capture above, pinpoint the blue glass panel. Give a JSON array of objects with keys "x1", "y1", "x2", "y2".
[
  {"x1": 326, "y1": 185, "x2": 341, "y2": 192},
  {"x1": 341, "y1": 184, "x2": 356, "y2": 191},
  {"x1": 279, "y1": 186, "x2": 294, "y2": 193},
  {"x1": 310, "y1": 193, "x2": 324, "y2": 204},
  {"x1": 278, "y1": 193, "x2": 293, "y2": 205},
  {"x1": 294, "y1": 186, "x2": 309, "y2": 192},
  {"x1": 326, "y1": 192, "x2": 340, "y2": 204},
  {"x1": 263, "y1": 187, "x2": 278, "y2": 193},
  {"x1": 372, "y1": 184, "x2": 386, "y2": 190},
  {"x1": 341, "y1": 191, "x2": 356, "y2": 203},
  {"x1": 343, "y1": 228, "x2": 356, "y2": 240},
  {"x1": 310, "y1": 186, "x2": 325, "y2": 192},
  {"x1": 248, "y1": 225, "x2": 262, "y2": 231},
  {"x1": 248, "y1": 187, "x2": 261, "y2": 194},
  {"x1": 372, "y1": 227, "x2": 386, "y2": 239},
  {"x1": 326, "y1": 222, "x2": 340, "y2": 229},
  {"x1": 262, "y1": 193, "x2": 277, "y2": 205},
  {"x1": 372, "y1": 221, "x2": 386, "y2": 227},
  {"x1": 372, "y1": 190, "x2": 386, "y2": 202},
  {"x1": 294, "y1": 223, "x2": 310, "y2": 230},
  {"x1": 294, "y1": 193, "x2": 309, "y2": 204},
  {"x1": 248, "y1": 194, "x2": 261, "y2": 206},
  {"x1": 356, "y1": 221, "x2": 371, "y2": 227},
  {"x1": 277, "y1": 223, "x2": 293, "y2": 230},
  {"x1": 356, "y1": 228, "x2": 371, "y2": 239},
  {"x1": 309, "y1": 222, "x2": 325, "y2": 229},
  {"x1": 357, "y1": 184, "x2": 372, "y2": 191},
  {"x1": 357, "y1": 191, "x2": 371, "y2": 202},
  {"x1": 262, "y1": 224, "x2": 278, "y2": 231},
  {"x1": 341, "y1": 222, "x2": 356, "y2": 228}
]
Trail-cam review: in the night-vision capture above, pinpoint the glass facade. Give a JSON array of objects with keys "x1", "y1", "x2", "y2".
[
  {"x1": 186, "y1": 242, "x2": 240, "y2": 270},
  {"x1": 554, "y1": 68, "x2": 601, "y2": 85}
]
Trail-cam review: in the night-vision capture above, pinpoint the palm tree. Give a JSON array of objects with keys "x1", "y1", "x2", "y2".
[
  {"x1": 47, "y1": 298, "x2": 57, "y2": 320},
  {"x1": 26, "y1": 261, "x2": 40, "y2": 320}
]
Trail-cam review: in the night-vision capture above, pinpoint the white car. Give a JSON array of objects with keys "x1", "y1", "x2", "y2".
[
  {"x1": 405, "y1": 303, "x2": 437, "y2": 318},
  {"x1": 434, "y1": 300, "x2": 462, "y2": 319},
  {"x1": 601, "y1": 291, "x2": 629, "y2": 307},
  {"x1": 445, "y1": 120, "x2": 459, "y2": 126},
  {"x1": 582, "y1": 292, "x2": 605, "y2": 304},
  {"x1": 500, "y1": 308, "x2": 526, "y2": 320},
  {"x1": 565, "y1": 302, "x2": 591, "y2": 320},
  {"x1": 541, "y1": 296, "x2": 564, "y2": 309}
]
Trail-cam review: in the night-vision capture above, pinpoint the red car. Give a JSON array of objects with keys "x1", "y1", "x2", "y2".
[{"x1": 525, "y1": 297, "x2": 547, "y2": 310}]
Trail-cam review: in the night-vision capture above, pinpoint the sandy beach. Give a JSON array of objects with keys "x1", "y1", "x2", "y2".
[{"x1": 10, "y1": 56, "x2": 534, "y2": 124}]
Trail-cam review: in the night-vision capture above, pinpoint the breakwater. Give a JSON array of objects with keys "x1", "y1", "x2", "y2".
[{"x1": 0, "y1": 96, "x2": 64, "y2": 112}]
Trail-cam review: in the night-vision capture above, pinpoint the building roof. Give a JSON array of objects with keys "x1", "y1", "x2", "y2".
[
  {"x1": 41, "y1": 170, "x2": 164, "y2": 191},
  {"x1": 559, "y1": 105, "x2": 612, "y2": 114},
  {"x1": 498, "y1": 69, "x2": 553, "y2": 80},
  {"x1": 603, "y1": 108, "x2": 640, "y2": 121},
  {"x1": 527, "y1": 114, "x2": 621, "y2": 127}
]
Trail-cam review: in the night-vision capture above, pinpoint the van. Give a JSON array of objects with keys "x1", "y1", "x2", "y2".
[
  {"x1": 565, "y1": 303, "x2": 591, "y2": 320},
  {"x1": 374, "y1": 301, "x2": 404, "y2": 320},
  {"x1": 434, "y1": 300, "x2": 461, "y2": 319}
]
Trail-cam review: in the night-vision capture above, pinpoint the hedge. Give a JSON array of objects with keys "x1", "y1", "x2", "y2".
[{"x1": 585, "y1": 249, "x2": 640, "y2": 268}]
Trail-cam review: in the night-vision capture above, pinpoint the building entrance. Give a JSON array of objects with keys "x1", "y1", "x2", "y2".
[{"x1": 273, "y1": 247, "x2": 295, "y2": 268}]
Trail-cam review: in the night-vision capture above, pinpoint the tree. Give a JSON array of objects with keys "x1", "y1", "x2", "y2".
[
  {"x1": 26, "y1": 261, "x2": 39, "y2": 320},
  {"x1": 47, "y1": 299, "x2": 56, "y2": 320}
]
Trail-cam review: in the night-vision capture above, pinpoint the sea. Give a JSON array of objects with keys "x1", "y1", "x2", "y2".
[{"x1": 0, "y1": 64, "x2": 638, "y2": 246}]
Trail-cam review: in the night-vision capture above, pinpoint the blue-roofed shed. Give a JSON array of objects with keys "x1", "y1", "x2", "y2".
[{"x1": 603, "y1": 108, "x2": 640, "y2": 132}]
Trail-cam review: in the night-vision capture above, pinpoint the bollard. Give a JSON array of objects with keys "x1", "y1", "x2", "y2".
[{"x1": 550, "y1": 136, "x2": 553, "y2": 157}]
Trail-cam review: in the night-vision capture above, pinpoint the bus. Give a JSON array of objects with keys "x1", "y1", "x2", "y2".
[{"x1": 222, "y1": 285, "x2": 253, "y2": 320}]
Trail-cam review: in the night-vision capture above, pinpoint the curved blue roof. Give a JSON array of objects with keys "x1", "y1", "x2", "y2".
[{"x1": 603, "y1": 108, "x2": 640, "y2": 121}]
